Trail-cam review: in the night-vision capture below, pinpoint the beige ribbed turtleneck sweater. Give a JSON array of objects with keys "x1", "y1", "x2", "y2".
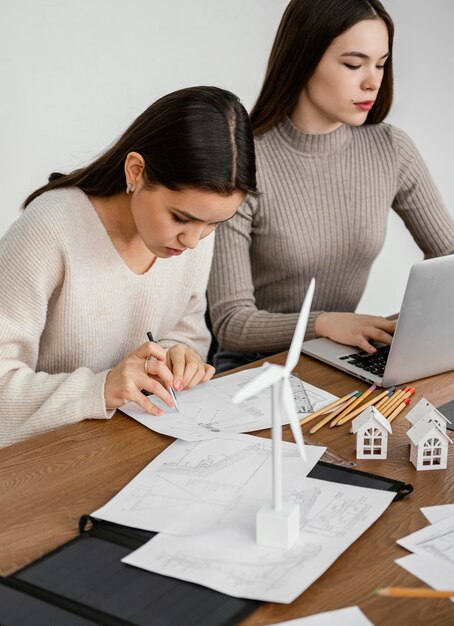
[
  {"x1": 0, "y1": 188, "x2": 213, "y2": 447},
  {"x1": 208, "y1": 117, "x2": 454, "y2": 356}
]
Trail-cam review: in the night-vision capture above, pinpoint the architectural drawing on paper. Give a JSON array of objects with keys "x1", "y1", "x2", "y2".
[
  {"x1": 120, "y1": 440, "x2": 271, "y2": 515},
  {"x1": 301, "y1": 492, "x2": 373, "y2": 537},
  {"x1": 119, "y1": 363, "x2": 338, "y2": 442},
  {"x1": 156, "y1": 542, "x2": 321, "y2": 591},
  {"x1": 412, "y1": 528, "x2": 454, "y2": 567},
  {"x1": 352, "y1": 406, "x2": 392, "y2": 460}
]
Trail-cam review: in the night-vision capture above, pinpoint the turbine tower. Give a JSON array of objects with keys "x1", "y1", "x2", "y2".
[{"x1": 233, "y1": 279, "x2": 315, "y2": 548}]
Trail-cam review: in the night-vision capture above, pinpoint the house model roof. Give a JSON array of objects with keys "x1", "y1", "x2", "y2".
[
  {"x1": 406, "y1": 398, "x2": 448, "y2": 425},
  {"x1": 407, "y1": 419, "x2": 453, "y2": 446},
  {"x1": 352, "y1": 406, "x2": 392, "y2": 434}
]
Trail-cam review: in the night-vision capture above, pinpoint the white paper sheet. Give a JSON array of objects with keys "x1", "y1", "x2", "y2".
[
  {"x1": 421, "y1": 504, "x2": 454, "y2": 524},
  {"x1": 122, "y1": 478, "x2": 394, "y2": 603},
  {"x1": 397, "y1": 514, "x2": 454, "y2": 567},
  {"x1": 267, "y1": 606, "x2": 374, "y2": 625},
  {"x1": 395, "y1": 553, "x2": 454, "y2": 603},
  {"x1": 92, "y1": 434, "x2": 325, "y2": 535},
  {"x1": 120, "y1": 367, "x2": 338, "y2": 440}
]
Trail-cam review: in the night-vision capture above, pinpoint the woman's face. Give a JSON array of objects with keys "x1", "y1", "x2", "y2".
[
  {"x1": 130, "y1": 182, "x2": 244, "y2": 258},
  {"x1": 293, "y1": 18, "x2": 390, "y2": 133}
]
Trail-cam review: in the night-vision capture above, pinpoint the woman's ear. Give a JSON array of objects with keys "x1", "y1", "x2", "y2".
[{"x1": 124, "y1": 152, "x2": 146, "y2": 192}]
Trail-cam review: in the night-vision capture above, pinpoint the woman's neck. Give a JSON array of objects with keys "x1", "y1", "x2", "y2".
[
  {"x1": 89, "y1": 193, "x2": 157, "y2": 275},
  {"x1": 291, "y1": 96, "x2": 343, "y2": 135}
]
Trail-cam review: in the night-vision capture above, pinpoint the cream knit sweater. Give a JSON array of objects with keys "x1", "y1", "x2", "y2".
[
  {"x1": 0, "y1": 188, "x2": 213, "y2": 447},
  {"x1": 208, "y1": 118, "x2": 454, "y2": 355}
]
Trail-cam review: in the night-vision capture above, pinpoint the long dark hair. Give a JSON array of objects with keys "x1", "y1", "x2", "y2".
[
  {"x1": 250, "y1": 0, "x2": 394, "y2": 135},
  {"x1": 24, "y1": 86, "x2": 257, "y2": 208}
]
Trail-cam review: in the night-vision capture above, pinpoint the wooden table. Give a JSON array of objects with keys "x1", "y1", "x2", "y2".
[{"x1": 1, "y1": 353, "x2": 453, "y2": 625}]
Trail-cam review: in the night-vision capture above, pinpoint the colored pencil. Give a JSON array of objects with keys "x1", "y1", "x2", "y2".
[
  {"x1": 387, "y1": 398, "x2": 411, "y2": 423},
  {"x1": 382, "y1": 388, "x2": 415, "y2": 418},
  {"x1": 330, "y1": 384, "x2": 377, "y2": 427},
  {"x1": 375, "y1": 587, "x2": 454, "y2": 599},
  {"x1": 378, "y1": 386, "x2": 408, "y2": 413},
  {"x1": 375, "y1": 386, "x2": 397, "y2": 412},
  {"x1": 299, "y1": 390, "x2": 359, "y2": 426},
  {"x1": 336, "y1": 388, "x2": 390, "y2": 426},
  {"x1": 308, "y1": 392, "x2": 361, "y2": 434}
]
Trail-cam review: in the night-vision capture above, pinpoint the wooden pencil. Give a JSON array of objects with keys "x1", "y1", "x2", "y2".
[
  {"x1": 299, "y1": 390, "x2": 358, "y2": 426},
  {"x1": 382, "y1": 388, "x2": 415, "y2": 418},
  {"x1": 387, "y1": 398, "x2": 411, "y2": 423},
  {"x1": 381, "y1": 387, "x2": 411, "y2": 414},
  {"x1": 330, "y1": 384, "x2": 376, "y2": 427},
  {"x1": 375, "y1": 587, "x2": 454, "y2": 599},
  {"x1": 378, "y1": 386, "x2": 408, "y2": 413},
  {"x1": 375, "y1": 387, "x2": 397, "y2": 412},
  {"x1": 335, "y1": 388, "x2": 390, "y2": 426},
  {"x1": 308, "y1": 393, "x2": 361, "y2": 434}
]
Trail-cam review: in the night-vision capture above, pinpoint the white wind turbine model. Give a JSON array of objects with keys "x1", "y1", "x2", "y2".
[{"x1": 233, "y1": 278, "x2": 315, "y2": 549}]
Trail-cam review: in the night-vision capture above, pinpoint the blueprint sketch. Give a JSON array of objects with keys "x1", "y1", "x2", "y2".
[
  {"x1": 92, "y1": 433, "x2": 325, "y2": 535},
  {"x1": 119, "y1": 366, "x2": 337, "y2": 441},
  {"x1": 397, "y1": 514, "x2": 454, "y2": 567},
  {"x1": 122, "y1": 477, "x2": 395, "y2": 603}
]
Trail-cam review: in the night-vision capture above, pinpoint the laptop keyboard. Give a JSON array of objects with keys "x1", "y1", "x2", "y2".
[{"x1": 339, "y1": 345, "x2": 390, "y2": 378}]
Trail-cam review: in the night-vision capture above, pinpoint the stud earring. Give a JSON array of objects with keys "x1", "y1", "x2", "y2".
[{"x1": 126, "y1": 183, "x2": 132, "y2": 194}]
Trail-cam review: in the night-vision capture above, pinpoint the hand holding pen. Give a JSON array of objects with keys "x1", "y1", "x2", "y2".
[
  {"x1": 146, "y1": 332, "x2": 180, "y2": 412},
  {"x1": 104, "y1": 341, "x2": 176, "y2": 417}
]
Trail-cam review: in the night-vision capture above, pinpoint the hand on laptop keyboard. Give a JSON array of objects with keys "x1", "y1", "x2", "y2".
[
  {"x1": 339, "y1": 345, "x2": 390, "y2": 377},
  {"x1": 314, "y1": 312, "x2": 396, "y2": 355}
]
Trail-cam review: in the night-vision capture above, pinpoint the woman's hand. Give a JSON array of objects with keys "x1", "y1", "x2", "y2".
[
  {"x1": 314, "y1": 312, "x2": 396, "y2": 354},
  {"x1": 105, "y1": 341, "x2": 175, "y2": 415},
  {"x1": 166, "y1": 343, "x2": 215, "y2": 390}
]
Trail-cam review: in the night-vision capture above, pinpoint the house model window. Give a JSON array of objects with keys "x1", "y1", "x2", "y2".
[
  {"x1": 362, "y1": 427, "x2": 383, "y2": 455},
  {"x1": 422, "y1": 437, "x2": 443, "y2": 467},
  {"x1": 352, "y1": 406, "x2": 392, "y2": 460}
]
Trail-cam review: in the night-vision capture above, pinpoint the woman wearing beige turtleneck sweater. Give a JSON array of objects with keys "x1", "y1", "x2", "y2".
[{"x1": 208, "y1": 0, "x2": 454, "y2": 372}]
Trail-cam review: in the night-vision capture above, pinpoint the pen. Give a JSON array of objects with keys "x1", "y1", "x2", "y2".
[{"x1": 146, "y1": 331, "x2": 180, "y2": 412}]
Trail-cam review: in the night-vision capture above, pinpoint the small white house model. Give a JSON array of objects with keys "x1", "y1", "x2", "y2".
[
  {"x1": 352, "y1": 406, "x2": 392, "y2": 460},
  {"x1": 407, "y1": 420, "x2": 452, "y2": 471},
  {"x1": 406, "y1": 398, "x2": 449, "y2": 433}
]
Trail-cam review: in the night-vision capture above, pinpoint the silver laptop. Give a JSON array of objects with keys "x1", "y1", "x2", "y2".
[{"x1": 301, "y1": 255, "x2": 454, "y2": 387}]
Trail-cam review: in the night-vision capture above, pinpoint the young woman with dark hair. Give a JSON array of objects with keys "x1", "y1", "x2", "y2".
[
  {"x1": 0, "y1": 86, "x2": 256, "y2": 447},
  {"x1": 208, "y1": 0, "x2": 454, "y2": 373}
]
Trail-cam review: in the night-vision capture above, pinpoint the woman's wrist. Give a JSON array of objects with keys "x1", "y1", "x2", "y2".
[{"x1": 314, "y1": 311, "x2": 330, "y2": 338}]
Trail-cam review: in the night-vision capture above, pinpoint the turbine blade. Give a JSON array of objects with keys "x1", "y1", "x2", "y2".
[
  {"x1": 285, "y1": 278, "x2": 315, "y2": 373},
  {"x1": 232, "y1": 365, "x2": 284, "y2": 404},
  {"x1": 282, "y1": 377, "x2": 307, "y2": 461}
]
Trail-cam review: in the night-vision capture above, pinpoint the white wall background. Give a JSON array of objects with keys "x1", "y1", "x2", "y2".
[{"x1": 1, "y1": 0, "x2": 453, "y2": 316}]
